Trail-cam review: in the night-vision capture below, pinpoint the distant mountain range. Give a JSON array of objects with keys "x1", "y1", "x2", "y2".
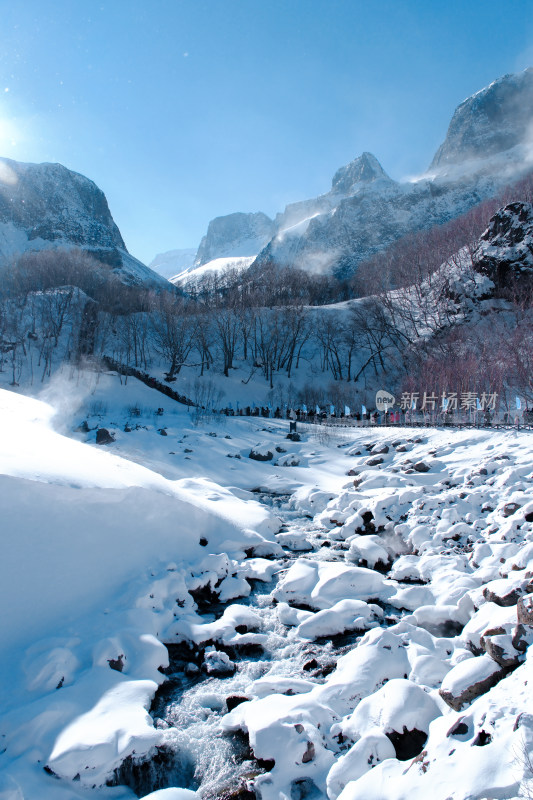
[
  {"x1": 160, "y1": 67, "x2": 533, "y2": 285},
  {"x1": 148, "y1": 248, "x2": 197, "y2": 280},
  {"x1": 3, "y1": 67, "x2": 533, "y2": 294}
]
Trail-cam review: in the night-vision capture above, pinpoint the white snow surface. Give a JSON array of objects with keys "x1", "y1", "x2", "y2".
[
  {"x1": 3, "y1": 376, "x2": 533, "y2": 798},
  {"x1": 170, "y1": 255, "x2": 255, "y2": 286}
]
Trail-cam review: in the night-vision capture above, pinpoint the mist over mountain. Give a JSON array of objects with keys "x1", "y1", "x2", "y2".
[
  {"x1": 431, "y1": 68, "x2": 533, "y2": 168},
  {"x1": 3, "y1": 68, "x2": 533, "y2": 294},
  {"x1": 0, "y1": 157, "x2": 170, "y2": 290},
  {"x1": 177, "y1": 68, "x2": 533, "y2": 285}
]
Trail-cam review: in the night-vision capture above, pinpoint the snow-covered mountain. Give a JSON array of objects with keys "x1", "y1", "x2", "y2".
[
  {"x1": 250, "y1": 68, "x2": 533, "y2": 278},
  {"x1": 171, "y1": 211, "x2": 275, "y2": 288},
  {"x1": 171, "y1": 255, "x2": 256, "y2": 287},
  {"x1": 0, "y1": 157, "x2": 170, "y2": 290},
  {"x1": 194, "y1": 211, "x2": 274, "y2": 267},
  {"x1": 172, "y1": 69, "x2": 533, "y2": 285},
  {"x1": 431, "y1": 68, "x2": 533, "y2": 169},
  {"x1": 149, "y1": 248, "x2": 197, "y2": 280}
]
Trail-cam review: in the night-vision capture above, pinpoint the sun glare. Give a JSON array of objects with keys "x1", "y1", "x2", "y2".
[{"x1": 0, "y1": 115, "x2": 21, "y2": 158}]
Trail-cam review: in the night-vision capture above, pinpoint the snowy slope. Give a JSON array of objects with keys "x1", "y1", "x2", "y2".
[
  {"x1": 0, "y1": 385, "x2": 279, "y2": 798},
  {"x1": 170, "y1": 255, "x2": 255, "y2": 286}
]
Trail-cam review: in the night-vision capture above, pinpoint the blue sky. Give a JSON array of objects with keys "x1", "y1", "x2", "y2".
[{"x1": 1, "y1": 0, "x2": 533, "y2": 264}]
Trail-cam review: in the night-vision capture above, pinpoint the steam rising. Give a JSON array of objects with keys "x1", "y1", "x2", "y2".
[
  {"x1": 0, "y1": 159, "x2": 17, "y2": 186},
  {"x1": 38, "y1": 367, "x2": 99, "y2": 434}
]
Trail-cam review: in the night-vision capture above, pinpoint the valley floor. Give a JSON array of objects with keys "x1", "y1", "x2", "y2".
[{"x1": 1, "y1": 372, "x2": 533, "y2": 800}]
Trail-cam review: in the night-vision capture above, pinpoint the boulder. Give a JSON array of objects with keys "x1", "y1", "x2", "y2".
[
  {"x1": 512, "y1": 623, "x2": 533, "y2": 653},
  {"x1": 226, "y1": 695, "x2": 249, "y2": 712},
  {"x1": 517, "y1": 594, "x2": 533, "y2": 625},
  {"x1": 203, "y1": 649, "x2": 236, "y2": 676},
  {"x1": 286, "y1": 432, "x2": 301, "y2": 442},
  {"x1": 96, "y1": 428, "x2": 115, "y2": 445},
  {"x1": 249, "y1": 445, "x2": 273, "y2": 461},
  {"x1": 276, "y1": 453, "x2": 300, "y2": 467},
  {"x1": 480, "y1": 632, "x2": 524, "y2": 668},
  {"x1": 483, "y1": 577, "x2": 527, "y2": 607},
  {"x1": 439, "y1": 654, "x2": 506, "y2": 711},
  {"x1": 365, "y1": 457, "x2": 384, "y2": 467},
  {"x1": 502, "y1": 502, "x2": 521, "y2": 517}
]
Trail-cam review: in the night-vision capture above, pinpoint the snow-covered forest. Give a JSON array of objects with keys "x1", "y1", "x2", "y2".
[{"x1": 3, "y1": 170, "x2": 533, "y2": 416}]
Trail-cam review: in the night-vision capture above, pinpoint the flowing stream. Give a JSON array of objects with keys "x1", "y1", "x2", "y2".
[{"x1": 110, "y1": 492, "x2": 370, "y2": 799}]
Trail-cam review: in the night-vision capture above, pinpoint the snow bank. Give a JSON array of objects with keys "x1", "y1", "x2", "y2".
[{"x1": 0, "y1": 388, "x2": 279, "y2": 795}]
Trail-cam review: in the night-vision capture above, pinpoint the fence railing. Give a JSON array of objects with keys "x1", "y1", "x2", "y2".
[{"x1": 309, "y1": 411, "x2": 533, "y2": 430}]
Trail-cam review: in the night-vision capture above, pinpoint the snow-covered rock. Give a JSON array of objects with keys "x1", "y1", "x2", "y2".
[
  {"x1": 296, "y1": 599, "x2": 381, "y2": 641},
  {"x1": 439, "y1": 654, "x2": 506, "y2": 710},
  {"x1": 474, "y1": 201, "x2": 533, "y2": 291}
]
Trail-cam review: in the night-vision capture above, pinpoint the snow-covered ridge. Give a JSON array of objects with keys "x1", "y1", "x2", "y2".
[{"x1": 149, "y1": 248, "x2": 197, "y2": 280}]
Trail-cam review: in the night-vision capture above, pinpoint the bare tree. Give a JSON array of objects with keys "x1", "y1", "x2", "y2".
[{"x1": 151, "y1": 299, "x2": 195, "y2": 379}]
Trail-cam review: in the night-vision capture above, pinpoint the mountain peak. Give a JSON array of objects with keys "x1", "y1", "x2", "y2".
[
  {"x1": 330, "y1": 152, "x2": 390, "y2": 194},
  {"x1": 430, "y1": 67, "x2": 533, "y2": 169},
  {"x1": 0, "y1": 156, "x2": 170, "y2": 290},
  {"x1": 194, "y1": 211, "x2": 274, "y2": 266}
]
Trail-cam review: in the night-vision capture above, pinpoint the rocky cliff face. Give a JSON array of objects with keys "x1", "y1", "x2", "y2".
[
  {"x1": 194, "y1": 211, "x2": 274, "y2": 267},
  {"x1": 430, "y1": 69, "x2": 533, "y2": 169},
  {"x1": 0, "y1": 157, "x2": 169, "y2": 289},
  {"x1": 473, "y1": 201, "x2": 533, "y2": 290}
]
